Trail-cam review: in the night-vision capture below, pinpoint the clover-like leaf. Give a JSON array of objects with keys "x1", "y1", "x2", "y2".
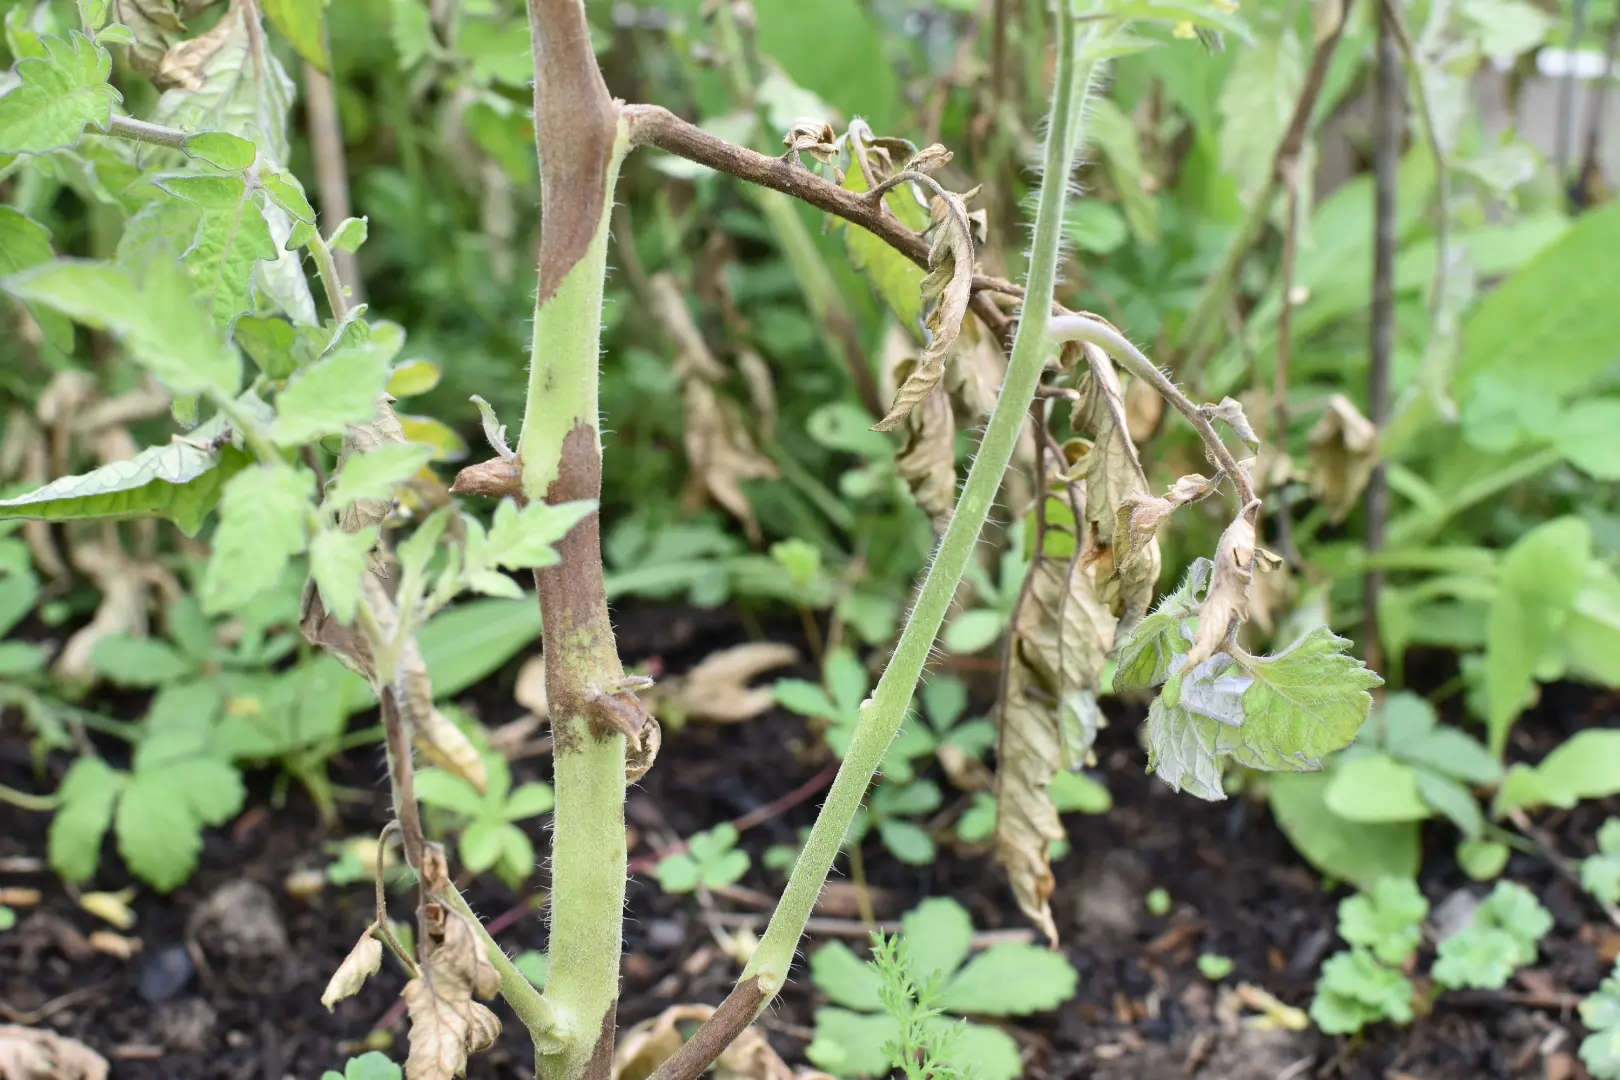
[{"x1": 1338, "y1": 878, "x2": 1428, "y2": 966}]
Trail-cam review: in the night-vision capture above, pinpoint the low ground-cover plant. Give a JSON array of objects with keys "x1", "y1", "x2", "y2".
[
  {"x1": 807, "y1": 897, "x2": 1077, "y2": 1080},
  {"x1": 0, "y1": 2, "x2": 1386, "y2": 1078},
  {"x1": 1310, "y1": 877, "x2": 1554, "y2": 1035}
]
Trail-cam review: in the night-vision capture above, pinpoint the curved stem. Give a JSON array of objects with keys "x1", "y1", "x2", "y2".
[
  {"x1": 1049, "y1": 315, "x2": 1256, "y2": 509},
  {"x1": 648, "y1": 7, "x2": 1104, "y2": 1079}
]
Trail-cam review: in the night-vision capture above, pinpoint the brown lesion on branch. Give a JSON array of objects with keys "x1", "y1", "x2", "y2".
[
  {"x1": 647, "y1": 976, "x2": 770, "y2": 1080},
  {"x1": 530, "y1": 0, "x2": 621, "y2": 299},
  {"x1": 621, "y1": 104, "x2": 1052, "y2": 349}
]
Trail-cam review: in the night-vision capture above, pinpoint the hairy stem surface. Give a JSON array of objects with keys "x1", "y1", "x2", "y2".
[
  {"x1": 520, "y1": 4, "x2": 633, "y2": 1080},
  {"x1": 649, "y1": 6, "x2": 1103, "y2": 1078}
]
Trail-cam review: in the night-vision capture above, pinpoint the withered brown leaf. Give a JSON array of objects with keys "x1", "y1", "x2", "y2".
[
  {"x1": 1183, "y1": 512, "x2": 1258, "y2": 671},
  {"x1": 322, "y1": 929, "x2": 383, "y2": 1011},
  {"x1": 874, "y1": 188, "x2": 975, "y2": 432},
  {"x1": 1307, "y1": 393, "x2": 1379, "y2": 522},
  {"x1": 0, "y1": 1025, "x2": 109, "y2": 1080},
  {"x1": 994, "y1": 552, "x2": 1115, "y2": 944},
  {"x1": 653, "y1": 642, "x2": 798, "y2": 725}
]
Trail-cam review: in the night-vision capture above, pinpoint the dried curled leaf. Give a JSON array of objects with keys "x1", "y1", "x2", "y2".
[
  {"x1": 1206, "y1": 396, "x2": 1259, "y2": 453},
  {"x1": 1184, "y1": 512, "x2": 1257, "y2": 671},
  {"x1": 1308, "y1": 393, "x2": 1379, "y2": 522},
  {"x1": 873, "y1": 188, "x2": 975, "y2": 432},
  {"x1": 0, "y1": 1025, "x2": 109, "y2": 1080},
  {"x1": 650, "y1": 274, "x2": 777, "y2": 542},
  {"x1": 994, "y1": 552, "x2": 1115, "y2": 944},
  {"x1": 322, "y1": 929, "x2": 383, "y2": 1011},
  {"x1": 1069, "y1": 345, "x2": 1158, "y2": 629},
  {"x1": 654, "y1": 642, "x2": 798, "y2": 725},
  {"x1": 893, "y1": 367, "x2": 956, "y2": 530},
  {"x1": 782, "y1": 119, "x2": 838, "y2": 164},
  {"x1": 1113, "y1": 472, "x2": 1220, "y2": 580},
  {"x1": 403, "y1": 906, "x2": 502, "y2": 1080}
]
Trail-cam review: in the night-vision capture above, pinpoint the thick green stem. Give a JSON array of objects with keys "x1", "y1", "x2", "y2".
[
  {"x1": 519, "y1": 3, "x2": 633, "y2": 1079},
  {"x1": 648, "y1": 8, "x2": 1102, "y2": 1080}
]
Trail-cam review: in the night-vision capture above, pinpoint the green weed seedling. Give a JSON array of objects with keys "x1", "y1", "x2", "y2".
[
  {"x1": 0, "y1": 905, "x2": 15, "y2": 931},
  {"x1": 1581, "y1": 960, "x2": 1620, "y2": 1079},
  {"x1": 322, "y1": 1051, "x2": 401, "y2": 1080},
  {"x1": 773, "y1": 645, "x2": 868, "y2": 759},
  {"x1": 1311, "y1": 878, "x2": 1554, "y2": 1035},
  {"x1": 1431, "y1": 881, "x2": 1553, "y2": 991},
  {"x1": 941, "y1": 528, "x2": 1029, "y2": 656},
  {"x1": 415, "y1": 754, "x2": 555, "y2": 887},
  {"x1": 808, "y1": 898, "x2": 1077, "y2": 1080},
  {"x1": 883, "y1": 675, "x2": 996, "y2": 786},
  {"x1": 655, "y1": 824, "x2": 751, "y2": 894},
  {"x1": 1197, "y1": 953, "x2": 1235, "y2": 981},
  {"x1": 1582, "y1": 820, "x2": 1620, "y2": 906}
]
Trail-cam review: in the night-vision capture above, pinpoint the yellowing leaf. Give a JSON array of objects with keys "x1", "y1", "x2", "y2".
[
  {"x1": 152, "y1": 2, "x2": 296, "y2": 165},
  {"x1": 837, "y1": 141, "x2": 929, "y2": 334},
  {"x1": 388, "y1": 358, "x2": 441, "y2": 398}
]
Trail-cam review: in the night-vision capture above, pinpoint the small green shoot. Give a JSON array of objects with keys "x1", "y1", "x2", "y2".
[
  {"x1": 1197, "y1": 953, "x2": 1235, "y2": 981},
  {"x1": 655, "y1": 823, "x2": 750, "y2": 894},
  {"x1": 0, "y1": 905, "x2": 15, "y2": 931},
  {"x1": 414, "y1": 754, "x2": 554, "y2": 886},
  {"x1": 1145, "y1": 887, "x2": 1172, "y2": 917}
]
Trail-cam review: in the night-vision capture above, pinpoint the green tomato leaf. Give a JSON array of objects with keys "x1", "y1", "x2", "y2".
[
  {"x1": 1232, "y1": 626, "x2": 1383, "y2": 770},
  {"x1": 90, "y1": 635, "x2": 193, "y2": 687},
  {"x1": 477, "y1": 497, "x2": 597, "y2": 571},
  {"x1": 0, "y1": 423, "x2": 249, "y2": 538},
  {"x1": 3, "y1": 258, "x2": 241, "y2": 397},
  {"x1": 150, "y1": 3, "x2": 295, "y2": 165},
  {"x1": 157, "y1": 173, "x2": 279, "y2": 328},
  {"x1": 269, "y1": 344, "x2": 391, "y2": 446},
  {"x1": 181, "y1": 130, "x2": 257, "y2": 170},
  {"x1": 940, "y1": 942, "x2": 1079, "y2": 1016},
  {"x1": 201, "y1": 464, "x2": 312, "y2": 614},
  {"x1": 1112, "y1": 558, "x2": 1209, "y2": 692},
  {"x1": 0, "y1": 206, "x2": 72, "y2": 349},
  {"x1": 329, "y1": 216, "x2": 368, "y2": 252},
  {"x1": 48, "y1": 757, "x2": 123, "y2": 885},
  {"x1": 0, "y1": 31, "x2": 118, "y2": 154},
  {"x1": 262, "y1": 0, "x2": 329, "y2": 71},
  {"x1": 309, "y1": 525, "x2": 377, "y2": 625},
  {"x1": 328, "y1": 442, "x2": 436, "y2": 510}
]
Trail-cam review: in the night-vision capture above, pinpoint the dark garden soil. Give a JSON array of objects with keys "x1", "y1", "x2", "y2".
[{"x1": 2, "y1": 607, "x2": 1617, "y2": 1080}]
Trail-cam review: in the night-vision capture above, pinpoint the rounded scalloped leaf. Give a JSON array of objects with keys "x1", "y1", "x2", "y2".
[{"x1": 939, "y1": 942, "x2": 1078, "y2": 1016}]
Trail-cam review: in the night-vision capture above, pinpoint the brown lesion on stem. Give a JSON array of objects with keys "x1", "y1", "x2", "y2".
[
  {"x1": 530, "y1": 0, "x2": 620, "y2": 300},
  {"x1": 380, "y1": 687, "x2": 428, "y2": 871},
  {"x1": 647, "y1": 976, "x2": 770, "y2": 1080},
  {"x1": 535, "y1": 423, "x2": 628, "y2": 752}
]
